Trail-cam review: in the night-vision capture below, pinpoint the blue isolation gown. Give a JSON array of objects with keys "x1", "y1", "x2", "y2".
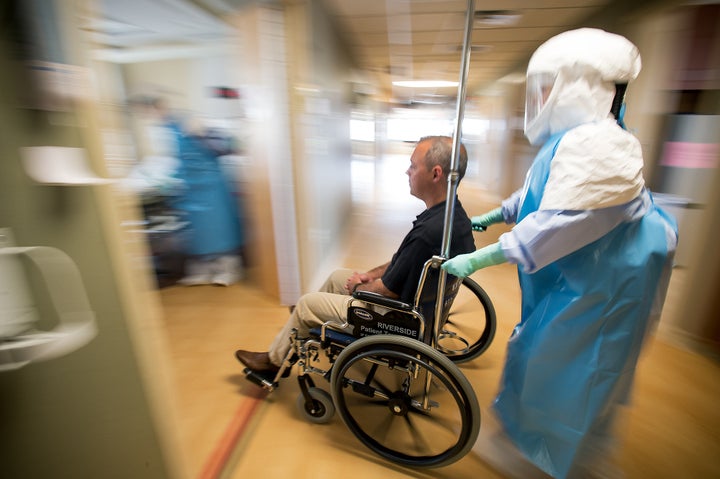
[
  {"x1": 167, "y1": 122, "x2": 244, "y2": 257},
  {"x1": 493, "y1": 131, "x2": 678, "y2": 478}
]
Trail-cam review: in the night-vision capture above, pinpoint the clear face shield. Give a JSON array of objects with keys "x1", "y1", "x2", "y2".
[{"x1": 524, "y1": 72, "x2": 557, "y2": 134}]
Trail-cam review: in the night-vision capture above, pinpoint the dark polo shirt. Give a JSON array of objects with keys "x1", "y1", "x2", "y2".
[{"x1": 382, "y1": 198, "x2": 476, "y2": 303}]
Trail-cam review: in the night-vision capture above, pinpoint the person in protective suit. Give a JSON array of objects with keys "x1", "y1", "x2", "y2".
[
  {"x1": 442, "y1": 28, "x2": 678, "y2": 478},
  {"x1": 168, "y1": 118, "x2": 245, "y2": 286}
]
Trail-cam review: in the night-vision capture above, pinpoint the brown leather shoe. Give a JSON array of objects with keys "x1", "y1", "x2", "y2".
[{"x1": 234, "y1": 350, "x2": 279, "y2": 373}]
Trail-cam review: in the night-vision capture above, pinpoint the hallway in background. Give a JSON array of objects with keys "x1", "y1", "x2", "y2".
[{"x1": 159, "y1": 150, "x2": 720, "y2": 479}]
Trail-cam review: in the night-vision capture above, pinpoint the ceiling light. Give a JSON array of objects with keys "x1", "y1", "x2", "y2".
[
  {"x1": 392, "y1": 80, "x2": 459, "y2": 88},
  {"x1": 474, "y1": 10, "x2": 521, "y2": 26}
]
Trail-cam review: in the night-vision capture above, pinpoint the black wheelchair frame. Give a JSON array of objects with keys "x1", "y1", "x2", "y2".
[{"x1": 243, "y1": 256, "x2": 496, "y2": 468}]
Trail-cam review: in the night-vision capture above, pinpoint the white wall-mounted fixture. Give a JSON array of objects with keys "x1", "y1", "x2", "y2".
[
  {"x1": 0, "y1": 228, "x2": 97, "y2": 371},
  {"x1": 474, "y1": 10, "x2": 522, "y2": 27},
  {"x1": 20, "y1": 146, "x2": 114, "y2": 185}
]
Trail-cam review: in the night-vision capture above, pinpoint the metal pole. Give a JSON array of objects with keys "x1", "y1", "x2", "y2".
[
  {"x1": 441, "y1": 0, "x2": 475, "y2": 258},
  {"x1": 432, "y1": 0, "x2": 475, "y2": 348}
]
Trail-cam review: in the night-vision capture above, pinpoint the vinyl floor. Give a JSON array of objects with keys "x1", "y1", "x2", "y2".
[{"x1": 158, "y1": 154, "x2": 720, "y2": 479}]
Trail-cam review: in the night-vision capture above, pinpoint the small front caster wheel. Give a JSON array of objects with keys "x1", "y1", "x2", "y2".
[{"x1": 297, "y1": 387, "x2": 335, "y2": 424}]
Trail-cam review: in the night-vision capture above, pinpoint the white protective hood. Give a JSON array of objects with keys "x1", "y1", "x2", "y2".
[
  {"x1": 524, "y1": 28, "x2": 641, "y2": 146},
  {"x1": 524, "y1": 28, "x2": 645, "y2": 210}
]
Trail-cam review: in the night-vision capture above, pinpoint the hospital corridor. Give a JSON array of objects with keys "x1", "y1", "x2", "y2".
[
  {"x1": 156, "y1": 152, "x2": 719, "y2": 479},
  {"x1": 1, "y1": 1, "x2": 720, "y2": 478}
]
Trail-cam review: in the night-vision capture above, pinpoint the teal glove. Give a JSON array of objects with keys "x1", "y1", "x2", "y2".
[
  {"x1": 471, "y1": 207, "x2": 504, "y2": 231},
  {"x1": 442, "y1": 242, "x2": 507, "y2": 278}
]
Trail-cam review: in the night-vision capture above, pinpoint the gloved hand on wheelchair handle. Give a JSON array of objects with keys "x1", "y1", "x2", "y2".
[
  {"x1": 471, "y1": 207, "x2": 504, "y2": 231},
  {"x1": 442, "y1": 242, "x2": 507, "y2": 278}
]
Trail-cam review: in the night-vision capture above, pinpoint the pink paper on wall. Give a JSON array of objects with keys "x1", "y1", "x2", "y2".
[{"x1": 661, "y1": 141, "x2": 719, "y2": 169}]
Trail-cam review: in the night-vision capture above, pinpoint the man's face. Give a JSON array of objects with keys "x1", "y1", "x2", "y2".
[{"x1": 406, "y1": 141, "x2": 435, "y2": 200}]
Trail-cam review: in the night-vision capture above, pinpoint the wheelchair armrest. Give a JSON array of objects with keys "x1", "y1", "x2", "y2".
[{"x1": 352, "y1": 290, "x2": 413, "y2": 312}]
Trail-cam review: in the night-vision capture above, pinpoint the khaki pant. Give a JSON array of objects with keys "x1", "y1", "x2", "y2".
[{"x1": 268, "y1": 268, "x2": 355, "y2": 366}]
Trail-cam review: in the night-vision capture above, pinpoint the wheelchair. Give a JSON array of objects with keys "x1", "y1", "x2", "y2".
[{"x1": 242, "y1": 256, "x2": 496, "y2": 468}]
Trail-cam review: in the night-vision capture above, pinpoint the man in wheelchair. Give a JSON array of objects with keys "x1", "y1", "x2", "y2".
[{"x1": 234, "y1": 135, "x2": 476, "y2": 377}]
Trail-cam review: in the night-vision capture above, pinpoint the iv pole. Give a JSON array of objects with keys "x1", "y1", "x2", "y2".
[{"x1": 433, "y1": 0, "x2": 475, "y2": 347}]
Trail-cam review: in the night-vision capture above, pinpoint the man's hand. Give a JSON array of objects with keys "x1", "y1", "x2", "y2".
[
  {"x1": 346, "y1": 271, "x2": 371, "y2": 293},
  {"x1": 346, "y1": 273, "x2": 398, "y2": 299}
]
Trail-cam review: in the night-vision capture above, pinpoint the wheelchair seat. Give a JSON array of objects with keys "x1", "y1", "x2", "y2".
[{"x1": 308, "y1": 259, "x2": 462, "y2": 354}]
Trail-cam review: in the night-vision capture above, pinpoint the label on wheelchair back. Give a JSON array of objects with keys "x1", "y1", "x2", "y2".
[{"x1": 348, "y1": 306, "x2": 420, "y2": 339}]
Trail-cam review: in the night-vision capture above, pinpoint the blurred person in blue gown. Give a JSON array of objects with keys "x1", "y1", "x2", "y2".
[
  {"x1": 168, "y1": 117, "x2": 244, "y2": 286},
  {"x1": 124, "y1": 96, "x2": 245, "y2": 286},
  {"x1": 443, "y1": 28, "x2": 678, "y2": 478}
]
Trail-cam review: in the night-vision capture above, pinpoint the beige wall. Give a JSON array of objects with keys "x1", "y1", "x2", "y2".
[
  {"x1": 284, "y1": 0, "x2": 354, "y2": 292},
  {"x1": 227, "y1": 6, "x2": 301, "y2": 303},
  {"x1": 629, "y1": 5, "x2": 720, "y2": 355},
  {"x1": 0, "y1": 5, "x2": 186, "y2": 478}
]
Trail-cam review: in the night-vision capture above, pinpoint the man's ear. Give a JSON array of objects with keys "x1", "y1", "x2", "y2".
[{"x1": 432, "y1": 165, "x2": 443, "y2": 181}]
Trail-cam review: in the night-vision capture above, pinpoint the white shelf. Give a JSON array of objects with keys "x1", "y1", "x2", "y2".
[{"x1": 20, "y1": 146, "x2": 114, "y2": 185}]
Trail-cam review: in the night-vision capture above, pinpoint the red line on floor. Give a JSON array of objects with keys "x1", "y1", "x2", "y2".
[{"x1": 198, "y1": 388, "x2": 268, "y2": 479}]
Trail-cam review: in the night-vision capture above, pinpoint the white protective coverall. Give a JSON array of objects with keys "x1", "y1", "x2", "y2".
[{"x1": 443, "y1": 28, "x2": 678, "y2": 478}]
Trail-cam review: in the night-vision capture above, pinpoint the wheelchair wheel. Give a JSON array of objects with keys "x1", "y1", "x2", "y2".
[
  {"x1": 297, "y1": 387, "x2": 335, "y2": 424},
  {"x1": 439, "y1": 277, "x2": 496, "y2": 363},
  {"x1": 330, "y1": 335, "x2": 480, "y2": 468}
]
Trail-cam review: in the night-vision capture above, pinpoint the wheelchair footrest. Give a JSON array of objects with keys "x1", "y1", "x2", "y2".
[{"x1": 244, "y1": 367, "x2": 279, "y2": 391}]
